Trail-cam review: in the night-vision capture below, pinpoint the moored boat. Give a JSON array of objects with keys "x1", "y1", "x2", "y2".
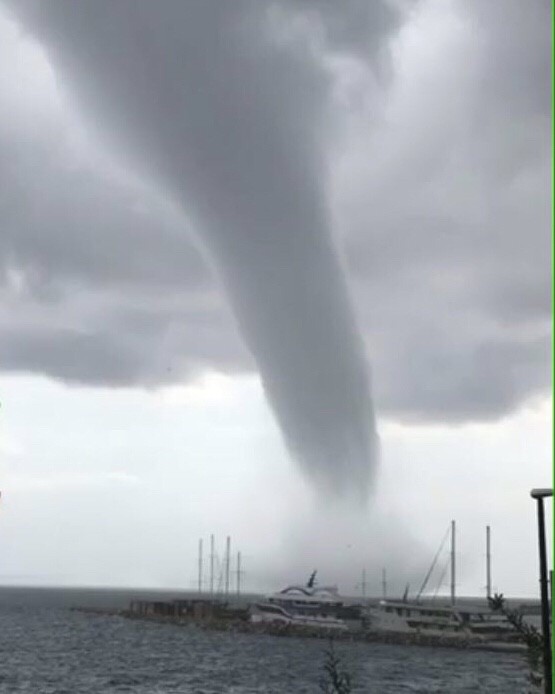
[
  {"x1": 250, "y1": 571, "x2": 349, "y2": 631},
  {"x1": 364, "y1": 599, "x2": 518, "y2": 642}
]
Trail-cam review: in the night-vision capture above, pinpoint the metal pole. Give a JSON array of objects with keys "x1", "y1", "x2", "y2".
[
  {"x1": 450, "y1": 520, "x2": 456, "y2": 607},
  {"x1": 486, "y1": 525, "x2": 492, "y2": 601},
  {"x1": 382, "y1": 568, "x2": 387, "y2": 600},
  {"x1": 225, "y1": 536, "x2": 231, "y2": 597},
  {"x1": 535, "y1": 497, "x2": 552, "y2": 694},
  {"x1": 210, "y1": 534, "x2": 215, "y2": 595},
  {"x1": 237, "y1": 551, "x2": 241, "y2": 597},
  {"x1": 198, "y1": 538, "x2": 203, "y2": 594}
]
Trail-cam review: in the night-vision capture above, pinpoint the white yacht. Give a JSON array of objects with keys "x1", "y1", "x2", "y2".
[
  {"x1": 366, "y1": 522, "x2": 517, "y2": 643},
  {"x1": 250, "y1": 571, "x2": 349, "y2": 631},
  {"x1": 365, "y1": 599, "x2": 516, "y2": 641}
]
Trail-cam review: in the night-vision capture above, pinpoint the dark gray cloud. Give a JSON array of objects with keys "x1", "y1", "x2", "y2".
[
  {"x1": 0, "y1": 123, "x2": 248, "y2": 385},
  {"x1": 0, "y1": 0, "x2": 550, "y2": 465},
  {"x1": 334, "y1": 0, "x2": 551, "y2": 422},
  {"x1": 1, "y1": 0, "x2": 385, "y2": 497},
  {"x1": 1, "y1": 148, "x2": 208, "y2": 291}
]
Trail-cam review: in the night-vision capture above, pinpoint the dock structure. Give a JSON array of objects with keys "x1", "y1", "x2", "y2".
[{"x1": 128, "y1": 597, "x2": 243, "y2": 621}]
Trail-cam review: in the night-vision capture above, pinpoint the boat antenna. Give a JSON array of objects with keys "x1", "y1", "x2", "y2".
[
  {"x1": 416, "y1": 524, "x2": 450, "y2": 602},
  {"x1": 307, "y1": 570, "x2": 317, "y2": 588},
  {"x1": 236, "y1": 551, "x2": 243, "y2": 597},
  {"x1": 355, "y1": 569, "x2": 368, "y2": 599}
]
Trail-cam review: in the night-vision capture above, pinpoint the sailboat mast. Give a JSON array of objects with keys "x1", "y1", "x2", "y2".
[
  {"x1": 225, "y1": 536, "x2": 231, "y2": 597},
  {"x1": 198, "y1": 538, "x2": 203, "y2": 594},
  {"x1": 450, "y1": 520, "x2": 456, "y2": 606},
  {"x1": 486, "y1": 525, "x2": 492, "y2": 600},
  {"x1": 210, "y1": 534, "x2": 215, "y2": 595}
]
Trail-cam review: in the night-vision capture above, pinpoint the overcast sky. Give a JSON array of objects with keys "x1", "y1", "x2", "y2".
[{"x1": 0, "y1": 0, "x2": 551, "y2": 598}]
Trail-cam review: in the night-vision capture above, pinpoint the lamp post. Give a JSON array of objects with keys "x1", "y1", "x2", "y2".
[{"x1": 530, "y1": 488, "x2": 552, "y2": 694}]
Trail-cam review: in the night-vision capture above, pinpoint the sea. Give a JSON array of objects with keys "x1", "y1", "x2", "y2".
[{"x1": 0, "y1": 586, "x2": 532, "y2": 693}]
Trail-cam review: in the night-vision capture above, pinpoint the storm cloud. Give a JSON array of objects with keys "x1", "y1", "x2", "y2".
[
  {"x1": 1, "y1": 1, "x2": 389, "y2": 496},
  {"x1": 0, "y1": 0, "x2": 550, "y2": 491}
]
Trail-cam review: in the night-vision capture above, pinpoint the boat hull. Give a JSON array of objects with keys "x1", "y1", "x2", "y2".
[{"x1": 250, "y1": 605, "x2": 348, "y2": 631}]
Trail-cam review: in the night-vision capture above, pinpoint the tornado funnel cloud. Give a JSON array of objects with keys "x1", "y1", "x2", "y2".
[
  {"x1": 4, "y1": 0, "x2": 379, "y2": 497},
  {"x1": 211, "y1": 213, "x2": 378, "y2": 497}
]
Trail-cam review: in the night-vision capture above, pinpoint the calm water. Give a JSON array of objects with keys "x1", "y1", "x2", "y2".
[{"x1": 0, "y1": 587, "x2": 530, "y2": 693}]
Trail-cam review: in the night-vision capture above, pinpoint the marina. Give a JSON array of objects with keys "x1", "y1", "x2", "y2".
[
  {"x1": 69, "y1": 521, "x2": 546, "y2": 655},
  {"x1": 74, "y1": 595, "x2": 530, "y2": 654},
  {"x1": 71, "y1": 568, "x2": 540, "y2": 655},
  {"x1": 70, "y1": 520, "x2": 548, "y2": 659}
]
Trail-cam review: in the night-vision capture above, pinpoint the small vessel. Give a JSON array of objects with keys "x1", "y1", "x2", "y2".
[
  {"x1": 250, "y1": 571, "x2": 348, "y2": 631},
  {"x1": 365, "y1": 599, "x2": 517, "y2": 641},
  {"x1": 365, "y1": 522, "x2": 517, "y2": 643}
]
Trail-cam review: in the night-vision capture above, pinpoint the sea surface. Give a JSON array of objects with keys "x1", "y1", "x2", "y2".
[{"x1": 0, "y1": 587, "x2": 531, "y2": 693}]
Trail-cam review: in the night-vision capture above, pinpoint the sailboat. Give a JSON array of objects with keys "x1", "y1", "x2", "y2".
[{"x1": 365, "y1": 522, "x2": 517, "y2": 642}]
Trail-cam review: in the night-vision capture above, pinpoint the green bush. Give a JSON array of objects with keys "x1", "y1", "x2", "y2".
[
  {"x1": 319, "y1": 639, "x2": 353, "y2": 694},
  {"x1": 488, "y1": 593, "x2": 543, "y2": 691}
]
